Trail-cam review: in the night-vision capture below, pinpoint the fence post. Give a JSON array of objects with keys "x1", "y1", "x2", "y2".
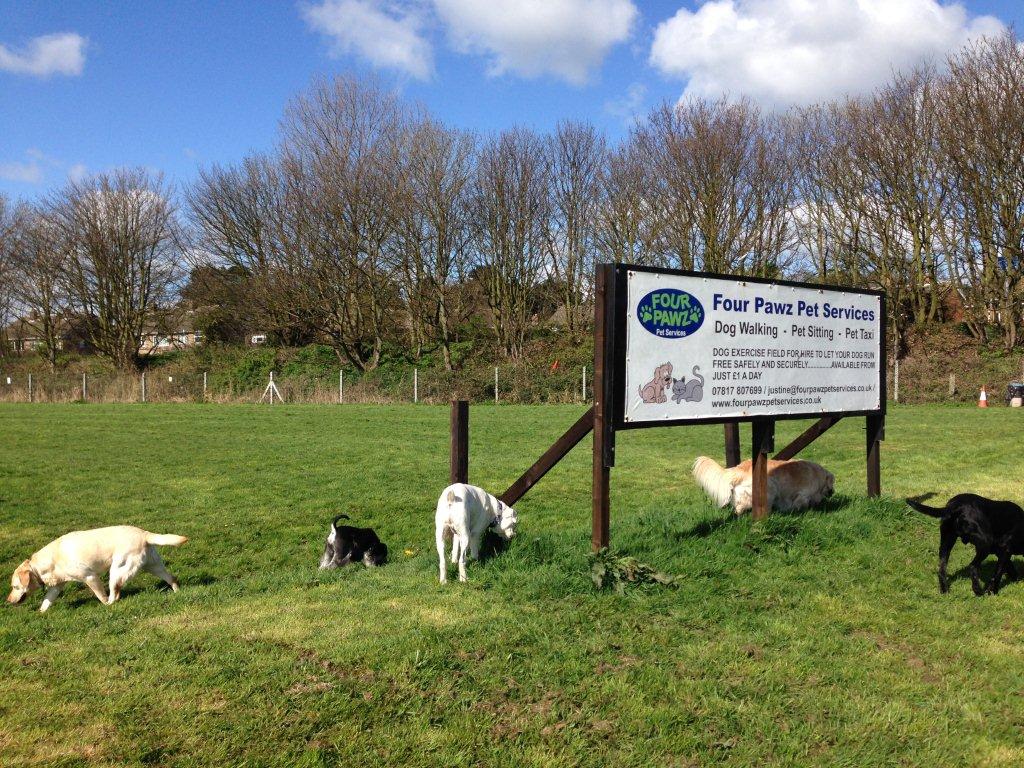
[
  {"x1": 28, "y1": 373, "x2": 33, "y2": 403},
  {"x1": 450, "y1": 400, "x2": 469, "y2": 484},
  {"x1": 203, "y1": 371, "x2": 208, "y2": 401},
  {"x1": 494, "y1": 367, "x2": 498, "y2": 404},
  {"x1": 894, "y1": 359, "x2": 900, "y2": 403},
  {"x1": 339, "y1": 370, "x2": 343, "y2": 404},
  {"x1": 949, "y1": 373, "x2": 955, "y2": 398},
  {"x1": 141, "y1": 372, "x2": 147, "y2": 403},
  {"x1": 82, "y1": 372, "x2": 87, "y2": 402},
  {"x1": 414, "y1": 368, "x2": 418, "y2": 404},
  {"x1": 582, "y1": 366, "x2": 587, "y2": 402}
]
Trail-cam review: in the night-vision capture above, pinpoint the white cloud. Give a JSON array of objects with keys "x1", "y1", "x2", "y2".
[
  {"x1": 649, "y1": 0, "x2": 1006, "y2": 107},
  {"x1": 0, "y1": 151, "x2": 86, "y2": 185},
  {"x1": 0, "y1": 161, "x2": 44, "y2": 184},
  {"x1": 605, "y1": 81, "x2": 647, "y2": 121},
  {"x1": 67, "y1": 163, "x2": 88, "y2": 183},
  {"x1": 0, "y1": 32, "x2": 87, "y2": 77},
  {"x1": 302, "y1": 0, "x2": 433, "y2": 80},
  {"x1": 434, "y1": 0, "x2": 638, "y2": 85}
]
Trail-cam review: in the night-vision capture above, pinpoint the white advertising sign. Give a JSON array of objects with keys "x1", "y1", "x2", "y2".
[{"x1": 623, "y1": 269, "x2": 883, "y2": 423}]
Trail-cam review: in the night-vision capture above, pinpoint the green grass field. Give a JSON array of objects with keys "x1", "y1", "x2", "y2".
[{"x1": 2, "y1": 403, "x2": 1023, "y2": 767}]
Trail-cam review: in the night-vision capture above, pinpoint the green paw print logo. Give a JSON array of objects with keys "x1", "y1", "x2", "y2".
[{"x1": 636, "y1": 288, "x2": 706, "y2": 338}]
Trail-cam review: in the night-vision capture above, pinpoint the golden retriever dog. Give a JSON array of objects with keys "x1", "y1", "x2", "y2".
[
  {"x1": 7, "y1": 526, "x2": 187, "y2": 612},
  {"x1": 692, "y1": 456, "x2": 834, "y2": 515}
]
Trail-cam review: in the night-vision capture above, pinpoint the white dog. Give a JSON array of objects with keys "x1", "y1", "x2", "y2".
[
  {"x1": 435, "y1": 483, "x2": 518, "y2": 583},
  {"x1": 7, "y1": 526, "x2": 188, "y2": 612}
]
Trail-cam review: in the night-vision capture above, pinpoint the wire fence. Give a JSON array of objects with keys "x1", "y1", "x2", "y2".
[
  {"x1": 0, "y1": 365, "x2": 594, "y2": 405},
  {"x1": 3, "y1": 361, "x2": 1023, "y2": 406}
]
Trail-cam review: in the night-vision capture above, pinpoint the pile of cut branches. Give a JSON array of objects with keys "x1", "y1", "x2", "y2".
[{"x1": 588, "y1": 548, "x2": 682, "y2": 593}]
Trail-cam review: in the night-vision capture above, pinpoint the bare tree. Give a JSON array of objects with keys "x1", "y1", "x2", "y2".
[
  {"x1": 9, "y1": 205, "x2": 69, "y2": 367},
  {"x1": 594, "y1": 134, "x2": 665, "y2": 266},
  {"x1": 49, "y1": 169, "x2": 181, "y2": 370},
  {"x1": 190, "y1": 76, "x2": 408, "y2": 369},
  {"x1": 792, "y1": 104, "x2": 869, "y2": 284},
  {"x1": 471, "y1": 128, "x2": 550, "y2": 359},
  {"x1": 795, "y1": 87, "x2": 940, "y2": 358},
  {"x1": 189, "y1": 155, "x2": 316, "y2": 345},
  {"x1": 279, "y1": 75, "x2": 404, "y2": 370},
  {"x1": 938, "y1": 33, "x2": 1024, "y2": 349},
  {"x1": 640, "y1": 97, "x2": 795, "y2": 275},
  {"x1": 544, "y1": 121, "x2": 605, "y2": 338},
  {"x1": 392, "y1": 116, "x2": 475, "y2": 369},
  {"x1": 0, "y1": 195, "x2": 16, "y2": 355},
  {"x1": 853, "y1": 69, "x2": 947, "y2": 329}
]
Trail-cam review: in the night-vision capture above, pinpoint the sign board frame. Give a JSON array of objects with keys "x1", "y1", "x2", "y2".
[{"x1": 609, "y1": 264, "x2": 887, "y2": 431}]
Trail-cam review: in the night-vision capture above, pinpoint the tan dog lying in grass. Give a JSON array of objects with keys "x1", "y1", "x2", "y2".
[
  {"x1": 7, "y1": 526, "x2": 187, "y2": 612},
  {"x1": 692, "y1": 456, "x2": 834, "y2": 515}
]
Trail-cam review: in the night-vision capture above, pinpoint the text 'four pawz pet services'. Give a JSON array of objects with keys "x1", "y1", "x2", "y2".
[{"x1": 624, "y1": 269, "x2": 883, "y2": 423}]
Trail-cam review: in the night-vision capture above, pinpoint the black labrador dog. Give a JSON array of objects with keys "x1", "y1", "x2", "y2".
[
  {"x1": 319, "y1": 515, "x2": 388, "y2": 569},
  {"x1": 908, "y1": 494, "x2": 1024, "y2": 595}
]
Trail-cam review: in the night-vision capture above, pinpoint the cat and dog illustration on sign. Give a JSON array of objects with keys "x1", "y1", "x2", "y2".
[{"x1": 638, "y1": 361, "x2": 704, "y2": 404}]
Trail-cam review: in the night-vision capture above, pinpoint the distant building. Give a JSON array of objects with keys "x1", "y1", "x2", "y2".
[
  {"x1": 3, "y1": 315, "x2": 93, "y2": 355},
  {"x1": 138, "y1": 328, "x2": 204, "y2": 355}
]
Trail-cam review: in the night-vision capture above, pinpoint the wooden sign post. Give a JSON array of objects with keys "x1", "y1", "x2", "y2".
[
  {"x1": 750, "y1": 419, "x2": 775, "y2": 520},
  {"x1": 453, "y1": 263, "x2": 886, "y2": 551},
  {"x1": 592, "y1": 265, "x2": 613, "y2": 549},
  {"x1": 450, "y1": 400, "x2": 469, "y2": 485}
]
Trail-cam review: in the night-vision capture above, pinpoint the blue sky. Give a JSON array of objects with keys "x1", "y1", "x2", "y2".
[{"x1": 1, "y1": 0, "x2": 1021, "y2": 200}]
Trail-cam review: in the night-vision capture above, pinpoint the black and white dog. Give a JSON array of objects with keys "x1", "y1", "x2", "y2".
[{"x1": 319, "y1": 515, "x2": 388, "y2": 569}]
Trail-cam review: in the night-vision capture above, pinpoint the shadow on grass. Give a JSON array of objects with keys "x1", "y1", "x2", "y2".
[
  {"x1": 948, "y1": 559, "x2": 1023, "y2": 594},
  {"x1": 782, "y1": 493, "x2": 855, "y2": 516},
  {"x1": 670, "y1": 513, "x2": 738, "y2": 541},
  {"x1": 477, "y1": 530, "x2": 511, "y2": 562},
  {"x1": 668, "y1": 494, "x2": 856, "y2": 541}
]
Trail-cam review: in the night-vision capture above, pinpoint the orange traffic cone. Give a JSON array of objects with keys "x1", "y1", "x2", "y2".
[{"x1": 979, "y1": 387, "x2": 989, "y2": 408}]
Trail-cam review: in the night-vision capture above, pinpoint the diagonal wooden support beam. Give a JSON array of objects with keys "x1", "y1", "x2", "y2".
[
  {"x1": 501, "y1": 407, "x2": 595, "y2": 507},
  {"x1": 772, "y1": 415, "x2": 842, "y2": 461}
]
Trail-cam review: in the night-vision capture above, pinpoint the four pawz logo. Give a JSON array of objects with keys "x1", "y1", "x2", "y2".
[{"x1": 637, "y1": 288, "x2": 704, "y2": 338}]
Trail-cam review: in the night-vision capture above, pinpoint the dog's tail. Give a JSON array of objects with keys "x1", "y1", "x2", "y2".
[
  {"x1": 145, "y1": 532, "x2": 188, "y2": 547},
  {"x1": 906, "y1": 498, "x2": 948, "y2": 518},
  {"x1": 691, "y1": 456, "x2": 738, "y2": 508},
  {"x1": 332, "y1": 514, "x2": 351, "y2": 529}
]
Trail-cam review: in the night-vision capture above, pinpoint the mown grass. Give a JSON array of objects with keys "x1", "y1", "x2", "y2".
[{"x1": 2, "y1": 403, "x2": 1024, "y2": 767}]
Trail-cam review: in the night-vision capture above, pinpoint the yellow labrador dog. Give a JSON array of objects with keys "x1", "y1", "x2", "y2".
[
  {"x1": 692, "y1": 456, "x2": 834, "y2": 515},
  {"x1": 7, "y1": 526, "x2": 187, "y2": 612}
]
